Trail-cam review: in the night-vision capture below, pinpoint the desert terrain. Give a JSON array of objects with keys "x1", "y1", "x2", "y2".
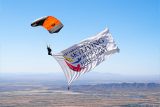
[{"x1": 0, "y1": 80, "x2": 160, "y2": 107}]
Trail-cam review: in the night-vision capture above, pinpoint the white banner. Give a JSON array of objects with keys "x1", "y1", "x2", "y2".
[{"x1": 53, "y1": 28, "x2": 119, "y2": 85}]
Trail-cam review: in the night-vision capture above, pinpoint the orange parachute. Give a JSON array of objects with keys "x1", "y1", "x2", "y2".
[{"x1": 31, "y1": 16, "x2": 63, "y2": 34}]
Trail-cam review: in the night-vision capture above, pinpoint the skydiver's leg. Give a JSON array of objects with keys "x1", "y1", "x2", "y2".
[{"x1": 47, "y1": 45, "x2": 52, "y2": 56}]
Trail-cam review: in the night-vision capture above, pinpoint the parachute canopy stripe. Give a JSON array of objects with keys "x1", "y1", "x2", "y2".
[{"x1": 31, "y1": 16, "x2": 63, "y2": 34}]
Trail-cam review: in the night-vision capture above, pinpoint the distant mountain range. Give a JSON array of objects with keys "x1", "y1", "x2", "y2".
[
  {"x1": 0, "y1": 72, "x2": 159, "y2": 84},
  {"x1": 0, "y1": 72, "x2": 160, "y2": 92},
  {"x1": 70, "y1": 83, "x2": 160, "y2": 93},
  {"x1": 78, "y1": 83, "x2": 160, "y2": 89}
]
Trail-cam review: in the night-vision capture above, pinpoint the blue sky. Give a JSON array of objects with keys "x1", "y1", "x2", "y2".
[{"x1": 0, "y1": 0, "x2": 159, "y2": 76}]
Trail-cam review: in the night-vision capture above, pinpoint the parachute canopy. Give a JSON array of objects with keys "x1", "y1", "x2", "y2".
[
  {"x1": 31, "y1": 16, "x2": 63, "y2": 34},
  {"x1": 51, "y1": 28, "x2": 119, "y2": 86}
]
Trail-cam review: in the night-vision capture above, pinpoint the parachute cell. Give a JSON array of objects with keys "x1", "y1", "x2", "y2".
[{"x1": 31, "y1": 16, "x2": 63, "y2": 34}]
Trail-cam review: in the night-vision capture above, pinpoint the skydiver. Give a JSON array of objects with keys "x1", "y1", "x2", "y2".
[{"x1": 47, "y1": 45, "x2": 52, "y2": 56}]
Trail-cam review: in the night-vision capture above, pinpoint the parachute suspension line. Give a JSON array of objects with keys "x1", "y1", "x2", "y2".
[
  {"x1": 68, "y1": 72, "x2": 78, "y2": 85},
  {"x1": 52, "y1": 54, "x2": 65, "y2": 60},
  {"x1": 68, "y1": 70, "x2": 74, "y2": 85},
  {"x1": 62, "y1": 63, "x2": 71, "y2": 85},
  {"x1": 52, "y1": 54, "x2": 74, "y2": 86},
  {"x1": 65, "y1": 67, "x2": 72, "y2": 85},
  {"x1": 74, "y1": 72, "x2": 82, "y2": 82},
  {"x1": 56, "y1": 56, "x2": 71, "y2": 84}
]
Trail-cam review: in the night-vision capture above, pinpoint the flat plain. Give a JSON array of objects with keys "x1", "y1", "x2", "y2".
[{"x1": 0, "y1": 80, "x2": 160, "y2": 107}]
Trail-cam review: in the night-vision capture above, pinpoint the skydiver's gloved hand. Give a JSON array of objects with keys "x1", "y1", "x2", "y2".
[{"x1": 47, "y1": 46, "x2": 52, "y2": 56}]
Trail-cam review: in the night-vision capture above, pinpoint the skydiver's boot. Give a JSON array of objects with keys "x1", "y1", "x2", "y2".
[
  {"x1": 48, "y1": 51, "x2": 52, "y2": 56},
  {"x1": 47, "y1": 46, "x2": 52, "y2": 56}
]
